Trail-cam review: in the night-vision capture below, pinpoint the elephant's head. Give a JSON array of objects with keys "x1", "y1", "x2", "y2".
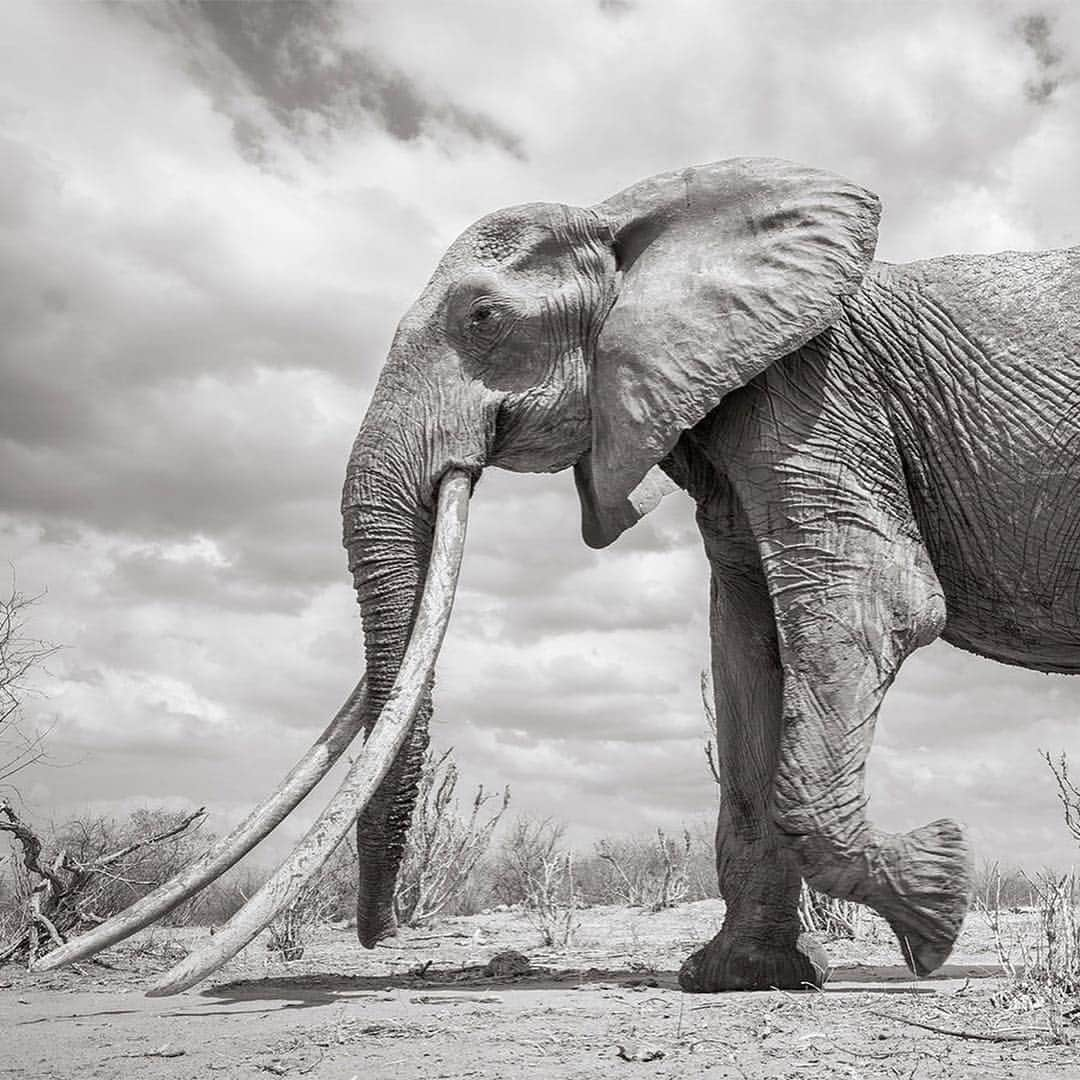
[{"x1": 35, "y1": 158, "x2": 880, "y2": 990}]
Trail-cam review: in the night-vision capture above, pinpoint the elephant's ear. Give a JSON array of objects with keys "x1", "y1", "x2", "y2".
[{"x1": 574, "y1": 158, "x2": 880, "y2": 548}]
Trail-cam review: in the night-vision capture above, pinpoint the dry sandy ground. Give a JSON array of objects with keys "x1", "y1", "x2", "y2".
[{"x1": 2, "y1": 900, "x2": 1077, "y2": 1079}]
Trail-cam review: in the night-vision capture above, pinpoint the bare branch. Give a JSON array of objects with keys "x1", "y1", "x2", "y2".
[
  {"x1": 92, "y1": 808, "x2": 207, "y2": 870},
  {"x1": 394, "y1": 748, "x2": 509, "y2": 927},
  {"x1": 700, "y1": 669, "x2": 723, "y2": 786},
  {"x1": 703, "y1": 742, "x2": 722, "y2": 786},
  {"x1": 0, "y1": 800, "x2": 67, "y2": 897},
  {"x1": 0, "y1": 580, "x2": 59, "y2": 788},
  {"x1": 870, "y1": 1010, "x2": 1029, "y2": 1044},
  {"x1": 1043, "y1": 750, "x2": 1080, "y2": 846}
]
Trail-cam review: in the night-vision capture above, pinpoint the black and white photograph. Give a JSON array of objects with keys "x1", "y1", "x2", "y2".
[{"x1": 1, "y1": 2, "x2": 1079, "y2": 1076}]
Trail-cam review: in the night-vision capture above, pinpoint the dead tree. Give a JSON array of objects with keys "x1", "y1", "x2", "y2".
[{"x1": 0, "y1": 801, "x2": 206, "y2": 967}]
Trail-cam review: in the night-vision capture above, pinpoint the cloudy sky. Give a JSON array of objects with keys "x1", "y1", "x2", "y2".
[{"x1": 2, "y1": 1, "x2": 1079, "y2": 877}]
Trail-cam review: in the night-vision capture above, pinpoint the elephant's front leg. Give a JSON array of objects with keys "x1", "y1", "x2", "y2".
[{"x1": 679, "y1": 511, "x2": 830, "y2": 992}]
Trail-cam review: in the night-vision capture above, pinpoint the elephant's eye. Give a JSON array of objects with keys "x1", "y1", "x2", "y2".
[{"x1": 469, "y1": 304, "x2": 495, "y2": 326}]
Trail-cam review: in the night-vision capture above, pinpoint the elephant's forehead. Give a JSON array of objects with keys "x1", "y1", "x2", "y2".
[
  {"x1": 446, "y1": 202, "x2": 592, "y2": 268},
  {"x1": 393, "y1": 202, "x2": 599, "y2": 342}
]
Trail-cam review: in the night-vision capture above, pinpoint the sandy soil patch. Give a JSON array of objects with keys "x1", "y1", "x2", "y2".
[{"x1": 3, "y1": 900, "x2": 1076, "y2": 1079}]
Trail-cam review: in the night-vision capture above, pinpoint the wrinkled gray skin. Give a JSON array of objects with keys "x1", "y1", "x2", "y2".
[{"x1": 342, "y1": 158, "x2": 1080, "y2": 991}]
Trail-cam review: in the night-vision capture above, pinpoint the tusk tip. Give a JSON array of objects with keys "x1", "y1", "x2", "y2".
[
  {"x1": 145, "y1": 959, "x2": 209, "y2": 997},
  {"x1": 29, "y1": 948, "x2": 71, "y2": 972},
  {"x1": 144, "y1": 975, "x2": 193, "y2": 998}
]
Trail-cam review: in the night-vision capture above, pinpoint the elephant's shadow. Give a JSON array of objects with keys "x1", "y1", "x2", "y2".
[{"x1": 193, "y1": 962, "x2": 1008, "y2": 1010}]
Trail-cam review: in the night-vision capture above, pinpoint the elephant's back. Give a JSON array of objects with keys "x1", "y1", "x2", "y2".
[{"x1": 873, "y1": 248, "x2": 1080, "y2": 373}]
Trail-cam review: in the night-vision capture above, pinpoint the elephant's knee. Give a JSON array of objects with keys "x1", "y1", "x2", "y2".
[{"x1": 906, "y1": 579, "x2": 947, "y2": 651}]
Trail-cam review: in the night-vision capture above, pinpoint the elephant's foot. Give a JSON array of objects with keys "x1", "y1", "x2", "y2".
[
  {"x1": 868, "y1": 819, "x2": 973, "y2": 976},
  {"x1": 678, "y1": 930, "x2": 831, "y2": 993}
]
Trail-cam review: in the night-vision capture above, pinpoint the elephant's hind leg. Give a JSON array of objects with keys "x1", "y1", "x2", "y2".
[
  {"x1": 679, "y1": 514, "x2": 829, "y2": 993},
  {"x1": 735, "y1": 459, "x2": 972, "y2": 978}
]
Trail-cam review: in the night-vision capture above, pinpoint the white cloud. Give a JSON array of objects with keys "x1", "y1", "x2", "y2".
[{"x1": 1, "y1": 0, "x2": 1078, "y2": 884}]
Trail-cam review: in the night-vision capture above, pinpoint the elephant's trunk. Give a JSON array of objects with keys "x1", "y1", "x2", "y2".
[
  {"x1": 341, "y1": 460, "x2": 435, "y2": 947},
  {"x1": 340, "y1": 346, "x2": 489, "y2": 946}
]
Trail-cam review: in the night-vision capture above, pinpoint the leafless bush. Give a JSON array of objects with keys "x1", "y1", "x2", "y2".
[
  {"x1": 394, "y1": 748, "x2": 509, "y2": 927},
  {"x1": 974, "y1": 863, "x2": 1024, "y2": 982},
  {"x1": 49, "y1": 808, "x2": 220, "y2": 925},
  {"x1": 272, "y1": 829, "x2": 365, "y2": 959},
  {"x1": 974, "y1": 754, "x2": 1080, "y2": 1044},
  {"x1": 978, "y1": 863, "x2": 1080, "y2": 1044},
  {"x1": 973, "y1": 860, "x2": 1036, "y2": 912},
  {"x1": 263, "y1": 845, "x2": 351, "y2": 962},
  {"x1": 592, "y1": 828, "x2": 693, "y2": 911},
  {"x1": 193, "y1": 866, "x2": 269, "y2": 926},
  {"x1": 0, "y1": 801, "x2": 207, "y2": 966},
  {"x1": 1026, "y1": 872, "x2": 1080, "y2": 988},
  {"x1": 492, "y1": 816, "x2": 577, "y2": 946},
  {"x1": 527, "y1": 849, "x2": 578, "y2": 947},
  {"x1": 0, "y1": 582, "x2": 58, "y2": 790},
  {"x1": 1027, "y1": 752, "x2": 1080, "y2": 1041},
  {"x1": 264, "y1": 834, "x2": 362, "y2": 960},
  {"x1": 1046, "y1": 751, "x2": 1080, "y2": 848},
  {"x1": 489, "y1": 816, "x2": 564, "y2": 907}
]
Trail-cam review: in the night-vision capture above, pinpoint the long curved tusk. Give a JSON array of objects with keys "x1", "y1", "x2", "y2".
[
  {"x1": 33, "y1": 679, "x2": 371, "y2": 972},
  {"x1": 146, "y1": 468, "x2": 472, "y2": 997}
]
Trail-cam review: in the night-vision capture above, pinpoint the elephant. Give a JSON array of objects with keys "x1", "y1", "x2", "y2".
[{"x1": 38, "y1": 157, "x2": 1080, "y2": 995}]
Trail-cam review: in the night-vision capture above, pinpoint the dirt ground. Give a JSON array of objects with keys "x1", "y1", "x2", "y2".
[{"x1": 2, "y1": 900, "x2": 1077, "y2": 1079}]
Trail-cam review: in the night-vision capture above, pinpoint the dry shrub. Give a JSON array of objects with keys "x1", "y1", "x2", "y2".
[
  {"x1": 489, "y1": 816, "x2": 562, "y2": 905},
  {"x1": 973, "y1": 860, "x2": 1036, "y2": 911},
  {"x1": 1026, "y1": 872, "x2": 1080, "y2": 995},
  {"x1": 491, "y1": 816, "x2": 577, "y2": 946},
  {"x1": 264, "y1": 836, "x2": 358, "y2": 961},
  {"x1": 975, "y1": 752, "x2": 1080, "y2": 1044},
  {"x1": 394, "y1": 748, "x2": 509, "y2": 927},
  {"x1": 264, "y1": 842, "x2": 353, "y2": 962},
  {"x1": 589, "y1": 828, "x2": 697, "y2": 911},
  {"x1": 0, "y1": 802, "x2": 209, "y2": 966},
  {"x1": 1047, "y1": 751, "x2": 1080, "y2": 848},
  {"x1": 194, "y1": 866, "x2": 268, "y2": 926},
  {"x1": 527, "y1": 849, "x2": 578, "y2": 948},
  {"x1": 978, "y1": 864, "x2": 1080, "y2": 1044},
  {"x1": 48, "y1": 808, "x2": 215, "y2": 925}
]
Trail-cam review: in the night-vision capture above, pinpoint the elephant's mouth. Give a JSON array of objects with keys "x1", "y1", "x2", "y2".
[{"x1": 32, "y1": 469, "x2": 473, "y2": 996}]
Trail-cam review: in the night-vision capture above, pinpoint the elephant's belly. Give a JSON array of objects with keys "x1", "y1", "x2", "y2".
[
  {"x1": 936, "y1": 564, "x2": 1080, "y2": 675},
  {"x1": 909, "y1": 399, "x2": 1080, "y2": 673},
  {"x1": 941, "y1": 618, "x2": 1080, "y2": 674}
]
